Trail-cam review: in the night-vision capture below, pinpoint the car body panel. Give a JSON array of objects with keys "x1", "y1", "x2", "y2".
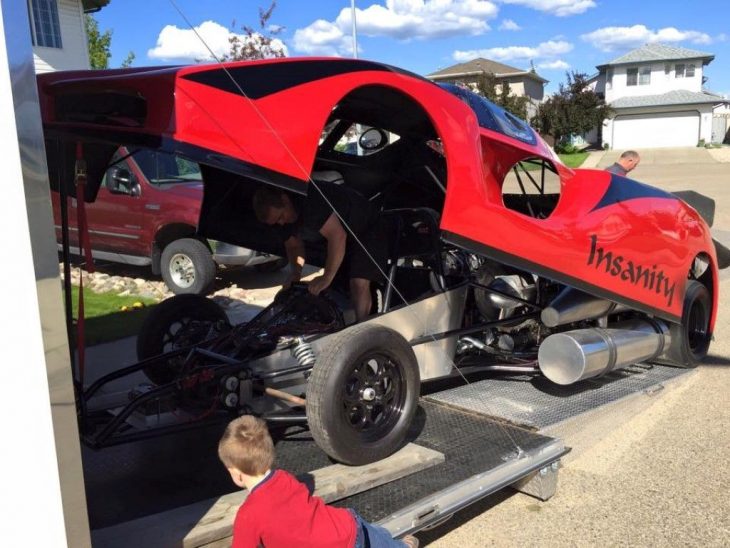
[{"x1": 37, "y1": 57, "x2": 720, "y2": 329}]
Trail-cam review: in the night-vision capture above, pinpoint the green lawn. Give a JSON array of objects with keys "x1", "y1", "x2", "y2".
[
  {"x1": 69, "y1": 286, "x2": 157, "y2": 346},
  {"x1": 558, "y1": 152, "x2": 590, "y2": 168}
]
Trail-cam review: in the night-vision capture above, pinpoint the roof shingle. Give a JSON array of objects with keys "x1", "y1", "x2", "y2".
[
  {"x1": 428, "y1": 58, "x2": 547, "y2": 83},
  {"x1": 611, "y1": 89, "x2": 725, "y2": 109},
  {"x1": 599, "y1": 43, "x2": 713, "y2": 68}
]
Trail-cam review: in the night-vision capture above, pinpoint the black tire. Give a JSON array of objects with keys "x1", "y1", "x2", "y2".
[
  {"x1": 161, "y1": 238, "x2": 216, "y2": 295},
  {"x1": 136, "y1": 294, "x2": 230, "y2": 384},
  {"x1": 664, "y1": 280, "x2": 712, "y2": 367},
  {"x1": 254, "y1": 257, "x2": 288, "y2": 273},
  {"x1": 307, "y1": 323, "x2": 420, "y2": 465}
]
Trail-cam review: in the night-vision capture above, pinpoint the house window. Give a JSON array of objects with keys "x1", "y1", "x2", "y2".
[
  {"x1": 639, "y1": 66, "x2": 651, "y2": 85},
  {"x1": 606, "y1": 69, "x2": 613, "y2": 90},
  {"x1": 664, "y1": 64, "x2": 671, "y2": 76},
  {"x1": 27, "y1": 0, "x2": 63, "y2": 49},
  {"x1": 675, "y1": 63, "x2": 685, "y2": 78},
  {"x1": 627, "y1": 67, "x2": 638, "y2": 86},
  {"x1": 686, "y1": 64, "x2": 695, "y2": 77}
]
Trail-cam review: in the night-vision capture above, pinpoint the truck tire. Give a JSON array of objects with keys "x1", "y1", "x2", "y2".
[
  {"x1": 137, "y1": 294, "x2": 230, "y2": 384},
  {"x1": 307, "y1": 323, "x2": 420, "y2": 465},
  {"x1": 161, "y1": 238, "x2": 216, "y2": 295},
  {"x1": 664, "y1": 280, "x2": 711, "y2": 367}
]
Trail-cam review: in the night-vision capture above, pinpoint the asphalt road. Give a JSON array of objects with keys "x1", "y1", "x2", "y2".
[{"x1": 417, "y1": 148, "x2": 730, "y2": 547}]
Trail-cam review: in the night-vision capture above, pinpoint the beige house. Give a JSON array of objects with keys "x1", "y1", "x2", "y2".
[
  {"x1": 427, "y1": 58, "x2": 548, "y2": 119},
  {"x1": 29, "y1": 0, "x2": 109, "y2": 73}
]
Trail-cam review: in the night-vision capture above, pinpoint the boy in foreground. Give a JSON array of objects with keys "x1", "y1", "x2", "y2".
[{"x1": 218, "y1": 416, "x2": 419, "y2": 548}]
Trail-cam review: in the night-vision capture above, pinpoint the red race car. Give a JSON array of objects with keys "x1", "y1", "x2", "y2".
[{"x1": 38, "y1": 58, "x2": 729, "y2": 465}]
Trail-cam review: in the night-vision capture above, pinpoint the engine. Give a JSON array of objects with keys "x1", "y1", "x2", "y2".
[{"x1": 455, "y1": 259, "x2": 545, "y2": 360}]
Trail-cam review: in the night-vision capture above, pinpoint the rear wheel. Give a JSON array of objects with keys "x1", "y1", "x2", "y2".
[
  {"x1": 161, "y1": 238, "x2": 216, "y2": 295},
  {"x1": 664, "y1": 280, "x2": 711, "y2": 367},
  {"x1": 307, "y1": 324, "x2": 420, "y2": 465},
  {"x1": 136, "y1": 294, "x2": 230, "y2": 384}
]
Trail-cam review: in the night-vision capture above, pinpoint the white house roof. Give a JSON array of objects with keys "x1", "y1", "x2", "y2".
[
  {"x1": 611, "y1": 89, "x2": 725, "y2": 109},
  {"x1": 597, "y1": 43, "x2": 714, "y2": 69}
]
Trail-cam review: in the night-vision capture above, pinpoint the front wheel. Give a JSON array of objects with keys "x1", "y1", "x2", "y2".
[
  {"x1": 307, "y1": 324, "x2": 420, "y2": 465},
  {"x1": 664, "y1": 280, "x2": 711, "y2": 367},
  {"x1": 161, "y1": 238, "x2": 216, "y2": 295}
]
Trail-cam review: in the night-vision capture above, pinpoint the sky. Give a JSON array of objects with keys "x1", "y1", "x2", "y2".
[{"x1": 95, "y1": 0, "x2": 730, "y2": 96}]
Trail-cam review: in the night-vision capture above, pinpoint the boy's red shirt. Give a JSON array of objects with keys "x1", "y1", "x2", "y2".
[{"x1": 232, "y1": 469, "x2": 357, "y2": 548}]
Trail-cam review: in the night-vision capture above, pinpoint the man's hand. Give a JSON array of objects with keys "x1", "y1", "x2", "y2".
[
  {"x1": 283, "y1": 235, "x2": 305, "y2": 289},
  {"x1": 307, "y1": 275, "x2": 332, "y2": 296}
]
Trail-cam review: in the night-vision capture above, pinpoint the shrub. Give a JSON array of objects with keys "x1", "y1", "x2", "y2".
[
  {"x1": 555, "y1": 141, "x2": 579, "y2": 154},
  {"x1": 697, "y1": 138, "x2": 706, "y2": 147}
]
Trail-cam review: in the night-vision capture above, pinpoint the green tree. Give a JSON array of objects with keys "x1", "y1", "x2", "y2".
[
  {"x1": 475, "y1": 72, "x2": 499, "y2": 103},
  {"x1": 532, "y1": 71, "x2": 612, "y2": 146},
  {"x1": 121, "y1": 51, "x2": 135, "y2": 68},
  {"x1": 85, "y1": 14, "x2": 111, "y2": 69},
  {"x1": 497, "y1": 81, "x2": 529, "y2": 120},
  {"x1": 475, "y1": 73, "x2": 529, "y2": 120},
  {"x1": 223, "y1": 1, "x2": 287, "y2": 61},
  {"x1": 85, "y1": 14, "x2": 135, "y2": 69}
]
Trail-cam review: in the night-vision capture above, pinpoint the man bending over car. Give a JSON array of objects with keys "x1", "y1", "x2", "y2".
[{"x1": 253, "y1": 182, "x2": 387, "y2": 322}]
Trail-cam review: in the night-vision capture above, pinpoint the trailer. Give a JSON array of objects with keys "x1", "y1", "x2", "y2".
[{"x1": 86, "y1": 354, "x2": 692, "y2": 547}]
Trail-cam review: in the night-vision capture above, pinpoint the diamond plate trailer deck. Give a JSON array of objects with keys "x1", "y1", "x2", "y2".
[{"x1": 88, "y1": 363, "x2": 691, "y2": 546}]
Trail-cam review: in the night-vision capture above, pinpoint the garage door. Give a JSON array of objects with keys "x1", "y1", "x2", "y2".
[{"x1": 613, "y1": 111, "x2": 700, "y2": 148}]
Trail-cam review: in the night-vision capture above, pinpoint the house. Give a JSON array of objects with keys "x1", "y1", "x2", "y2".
[
  {"x1": 29, "y1": 0, "x2": 109, "y2": 73},
  {"x1": 427, "y1": 58, "x2": 548, "y2": 120},
  {"x1": 590, "y1": 43, "x2": 730, "y2": 148}
]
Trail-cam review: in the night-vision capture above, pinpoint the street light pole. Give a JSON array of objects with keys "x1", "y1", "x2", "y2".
[{"x1": 351, "y1": 0, "x2": 358, "y2": 59}]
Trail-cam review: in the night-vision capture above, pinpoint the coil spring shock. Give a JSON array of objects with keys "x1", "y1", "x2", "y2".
[{"x1": 291, "y1": 338, "x2": 316, "y2": 368}]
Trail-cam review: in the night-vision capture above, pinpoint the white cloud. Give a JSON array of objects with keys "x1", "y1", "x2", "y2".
[
  {"x1": 147, "y1": 20, "x2": 288, "y2": 61},
  {"x1": 293, "y1": 0, "x2": 499, "y2": 56},
  {"x1": 538, "y1": 59, "x2": 569, "y2": 70},
  {"x1": 292, "y1": 19, "x2": 353, "y2": 56},
  {"x1": 581, "y1": 25, "x2": 713, "y2": 52},
  {"x1": 499, "y1": 0, "x2": 596, "y2": 16},
  {"x1": 499, "y1": 19, "x2": 521, "y2": 31},
  {"x1": 453, "y1": 39, "x2": 573, "y2": 62}
]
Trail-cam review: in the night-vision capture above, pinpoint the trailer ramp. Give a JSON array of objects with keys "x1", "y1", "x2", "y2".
[{"x1": 337, "y1": 400, "x2": 566, "y2": 539}]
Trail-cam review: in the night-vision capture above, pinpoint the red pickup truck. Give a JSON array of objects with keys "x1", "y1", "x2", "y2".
[{"x1": 52, "y1": 147, "x2": 283, "y2": 294}]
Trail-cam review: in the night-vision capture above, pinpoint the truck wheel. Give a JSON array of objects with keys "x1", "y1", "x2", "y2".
[
  {"x1": 137, "y1": 294, "x2": 230, "y2": 384},
  {"x1": 664, "y1": 280, "x2": 711, "y2": 367},
  {"x1": 161, "y1": 238, "x2": 216, "y2": 295},
  {"x1": 307, "y1": 324, "x2": 420, "y2": 465}
]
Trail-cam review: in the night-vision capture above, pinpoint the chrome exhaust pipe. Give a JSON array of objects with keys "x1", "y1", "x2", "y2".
[
  {"x1": 541, "y1": 287, "x2": 626, "y2": 327},
  {"x1": 538, "y1": 319, "x2": 670, "y2": 385}
]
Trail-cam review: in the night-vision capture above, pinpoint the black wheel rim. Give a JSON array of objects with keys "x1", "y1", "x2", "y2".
[
  {"x1": 161, "y1": 317, "x2": 215, "y2": 353},
  {"x1": 686, "y1": 297, "x2": 710, "y2": 357},
  {"x1": 341, "y1": 352, "x2": 406, "y2": 443}
]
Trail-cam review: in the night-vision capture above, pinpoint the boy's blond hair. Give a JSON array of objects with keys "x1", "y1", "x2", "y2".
[{"x1": 218, "y1": 416, "x2": 275, "y2": 475}]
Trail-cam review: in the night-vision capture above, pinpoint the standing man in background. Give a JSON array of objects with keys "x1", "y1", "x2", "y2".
[{"x1": 606, "y1": 150, "x2": 641, "y2": 176}]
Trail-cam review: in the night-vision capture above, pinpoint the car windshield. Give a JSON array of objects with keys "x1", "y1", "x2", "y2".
[
  {"x1": 439, "y1": 83, "x2": 536, "y2": 146},
  {"x1": 131, "y1": 148, "x2": 202, "y2": 184}
]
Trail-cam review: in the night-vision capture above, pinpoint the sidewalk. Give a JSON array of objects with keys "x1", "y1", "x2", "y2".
[{"x1": 579, "y1": 149, "x2": 605, "y2": 169}]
